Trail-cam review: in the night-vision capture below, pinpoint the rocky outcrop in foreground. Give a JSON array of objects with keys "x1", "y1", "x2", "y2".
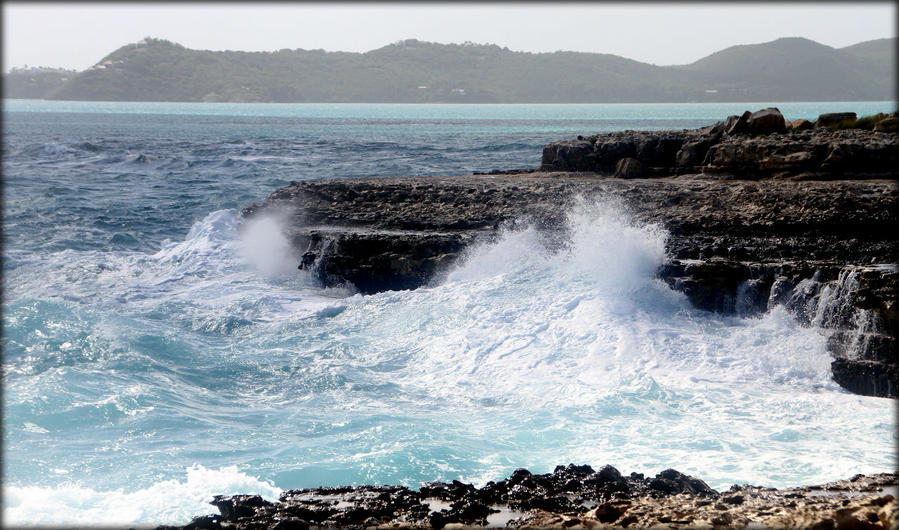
[{"x1": 161, "y1": 466, "x2": 898, "y2": 529}]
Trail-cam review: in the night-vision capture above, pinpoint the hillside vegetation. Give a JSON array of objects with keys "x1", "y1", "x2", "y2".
[{"x1": 4, "y1": 36, "x2": 895, "y2": 102}]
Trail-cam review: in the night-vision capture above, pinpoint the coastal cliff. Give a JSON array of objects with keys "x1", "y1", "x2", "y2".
[{"x1": 242, "y1": 109, "x2": 897, "y2": 399}]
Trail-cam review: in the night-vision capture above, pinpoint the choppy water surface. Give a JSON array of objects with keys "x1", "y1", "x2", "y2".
[{"x1": 3, "y1": 100, "x2": 896, "y2": 526}]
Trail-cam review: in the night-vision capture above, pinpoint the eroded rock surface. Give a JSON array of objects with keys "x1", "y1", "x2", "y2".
[
  {"x1": 158, "y1": 466, "x2": 898, "y2": 529},
  {"x1": 539, "y1": 109, "x2": 899, "y2": 179}
]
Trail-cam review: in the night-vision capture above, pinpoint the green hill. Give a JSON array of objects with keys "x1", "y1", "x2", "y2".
[
  {"x1": 678, "y1": 37, "x2": 894, "y2": 101},
  {"x1": 4, "y1": 36, "x2": 895, "y2": 103},
  {"x1": 3, "y1": 66, "x2": 78, "y2": 99}
]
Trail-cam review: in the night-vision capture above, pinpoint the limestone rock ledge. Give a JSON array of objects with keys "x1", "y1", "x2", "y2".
[
  {"x1": 242, "y1": 173, "x2": 897, "y2": 397},
  {"x1": 159, "y1": 466, "x2": 897, "y2": 530}
]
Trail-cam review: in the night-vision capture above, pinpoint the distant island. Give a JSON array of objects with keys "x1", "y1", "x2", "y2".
[{"x1": 3, "y1": 36, "x2": 895, "y2": 103}]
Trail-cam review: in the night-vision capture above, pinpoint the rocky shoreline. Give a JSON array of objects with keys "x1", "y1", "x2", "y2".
[
  {"x1": 241, "y1": 108, "x2": 897, "y2": 398},
  {"x1": 197, "y1": 109, "x2": 899, "y2": 529},
  {"x1": 162, "y1": 466, "x2": 898, "y2": 530}
]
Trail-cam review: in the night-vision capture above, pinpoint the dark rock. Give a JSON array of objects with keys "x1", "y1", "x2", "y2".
[
  {"x1": 670, "y1": 261, "x2": 752, "y2": 313},
  {"x1": 452, "y1": 500, "x2": 495, "y2": 520},
  {"x1": 593, "y1": 502, "x2": 629, "y2": 523},
  {"x1": 675, "y1": 139, "x2": 715, "y2": 171},
  {"x1": 747, "y1": 108, "x2": 786, "y2": 135},
  {"x1": 555, "y1": 463, "x2": 595, "y2": 476},
  {"x1": 831, "y1": 359, "x2": 898, "y2": 398},
  {"x1": 508, "y1": 468, "x2": 532, "y2": 484},
  {"x1": 596, "y1": 465, "x2": 623, "y2": 483},
  {"x1": 614, "y1": 157, "x2": 645, "y2": 178},
  {"x1": 816, "y1": 112, "x2": 857, "y2": 127},
  {"x1": 211, "y1": 494, "x2": 272, "y2": 521},
  {"x1": 540, "y1": 140, "x2": 596, "y2": 171},
  {"x1": 649, "y1": 469, "x2": 717, "y2": 496},
  {"x1": 517, "y1": 495, "x2": 576, "y2": 512},
  {"x1": 183, "y1": 515, "x2": 221, "y2": 530},
  {"x1": 170, "y1": 470, "x2": 899, "y2": 530},
  {"x1": 722, "y1": 494, "x2": 745, "y2": 505},
  {"x1": 725, "y1": 111, "x2": 752, "y2": 136}
]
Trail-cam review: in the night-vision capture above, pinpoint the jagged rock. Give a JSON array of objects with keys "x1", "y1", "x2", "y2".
[
  {"x1": 791, "y1": 118, "x2": 814, "y2": 130},
  {"x1": 541, "y1": 113, "x2": 898, "y2": 178},
  {"x1": 664, "y1": 260, "x2": 752, "y2": 313},
  {"x1": 164, "y1": 470, "x2": 898, "y2": 530},
  {"x1": 747, "y1": 107, "x2": 786, "y2": 135},
  {"x1": 614, "y1": 157, "x2": 645, "y2": 178},
  {"x1": 211, "y1": 495, "x2": 272, "y2": 521},
  {"x1": 596, "y1": 465, "x2": 622, "y2": 482},
  {"x1": 649, "y1": 469, "x2": 716, "y2": 496},
  {"x1": 816, "y1": 112, "x2": 857, "y2": 127},
  {"x1": 725, "y1": 111, "x2": 752, "y2": 136}
]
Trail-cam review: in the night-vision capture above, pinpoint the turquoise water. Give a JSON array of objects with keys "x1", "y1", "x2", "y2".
[
  {"x1": 6, "y1": 99, "x2": 895, "y2": 120},
  {"x1": 3, "y1": 100, "x2": 896, "y2": 526}
]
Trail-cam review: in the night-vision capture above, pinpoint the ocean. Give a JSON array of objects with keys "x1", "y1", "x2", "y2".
[{"x1": 3, "y1": 100, "x2": 896, "y2": 526}]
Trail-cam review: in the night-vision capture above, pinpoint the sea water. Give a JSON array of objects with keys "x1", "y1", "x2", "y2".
[{"x1": 3, "y1": 100, "x2": 896, "y2": 526}]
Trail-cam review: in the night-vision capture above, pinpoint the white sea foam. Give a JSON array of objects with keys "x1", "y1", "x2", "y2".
[
  {"x1": 3, "y1": 201, "x2": 895, "y2": 527},
  {"x1": 3, "y1": 465, "x2": 282, "y2": 526},
  {"x1": 237, "y1": 212, "x2": 303, "y2": 279},
  {"x1": 384, "y1": 198, "x2": 833, "y2": 403}
]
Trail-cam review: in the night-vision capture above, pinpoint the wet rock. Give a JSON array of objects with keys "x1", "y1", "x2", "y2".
[
  {"x1": 667, "y1": 260, "x2": 752, "y2": 313},
  {"x1": 595, "y1": 465, "x2": 622, "y2": 483},
  {"x1": 831, "y1": 359, "x2": 898, "y2": 398},
  {"x1": 170, "y1": 470, "x2": 898, "y2": 530},
  {"x1": 183, "y1": 514, "x2": 221, "y2": 530},
  {"x1": 430, "y1": 499, "x2": 497, "y2": 528},
  {"x1": 211, "y1": 494, "x2": 272, "y2": 521},
  {"x1": 649, "y1": 469, "x2": 717, "y2": 496}
]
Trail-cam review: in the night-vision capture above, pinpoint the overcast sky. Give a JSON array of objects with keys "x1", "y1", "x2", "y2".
[{"x1": 3, "y1": 2, "x2": 896, "y2": 72}]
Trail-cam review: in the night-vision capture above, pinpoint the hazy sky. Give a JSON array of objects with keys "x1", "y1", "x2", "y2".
[{"x1": 3, "y1": 2, "x2": 896, "y2": 72}]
